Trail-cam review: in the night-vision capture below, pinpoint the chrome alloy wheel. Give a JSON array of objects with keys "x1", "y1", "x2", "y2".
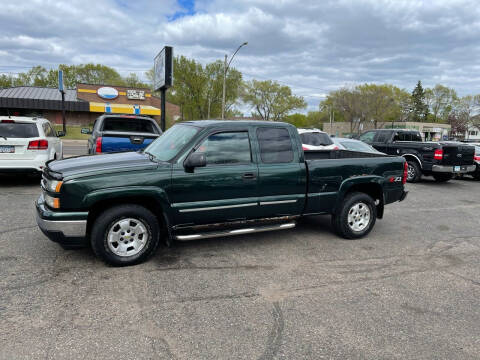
[
  {"x1": 407, "y1": 164, "x2": 416, "y2": 181},
  {"x1": 347, "y1": 202, "x2": 371, "y2": 232},
  {"x1": 107, "y1": 218, "x2": 149, "y2": 257}
]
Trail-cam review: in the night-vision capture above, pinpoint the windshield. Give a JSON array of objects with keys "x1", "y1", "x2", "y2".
[
  {"x1": 340, "y1": 140, "x2": 377, "y2": 153},
  {"x1": 144, "y1": 124, "x2": 199, "y2": 161}
]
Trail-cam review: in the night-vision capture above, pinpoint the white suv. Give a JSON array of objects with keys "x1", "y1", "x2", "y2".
[
  {"x1": 297, "y1": 128, "x2": 338, "y2": 150},
  {"x1": 0, "y1": 116, "x2": 64, "y2": 174}
]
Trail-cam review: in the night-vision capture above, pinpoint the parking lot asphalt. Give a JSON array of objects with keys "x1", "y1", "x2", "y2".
[{"x1": 0, "y1": 176, "x2": 479, "y2": 360}]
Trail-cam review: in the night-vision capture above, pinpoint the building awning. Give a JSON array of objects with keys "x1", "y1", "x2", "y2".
[{"x1": 89, "y1": 102, "x2": 160, "y2": 116}]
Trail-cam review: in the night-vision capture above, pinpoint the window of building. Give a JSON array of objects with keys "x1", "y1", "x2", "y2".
[{"x1": 257, "y1": 127, "x2": 294, "y2": 163}]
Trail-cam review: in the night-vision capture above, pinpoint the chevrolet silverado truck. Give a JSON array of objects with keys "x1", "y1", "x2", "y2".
[
  {"x1": 36, "y1": 121, "x2": 408, "y2": 266},
  {"x1": 359, "y1": 129, "x2": 475, "y2": 183},
  {"x1": 82, "y1": 114, "x2": 162, "y2": 154}
]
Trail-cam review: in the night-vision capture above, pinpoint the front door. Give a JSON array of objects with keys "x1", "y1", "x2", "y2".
[{"x1": 170, "y1": 130, "x2": 258, "y2": 225}]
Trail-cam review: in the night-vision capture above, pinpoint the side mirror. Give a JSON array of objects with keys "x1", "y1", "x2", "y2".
[
  {"x1": 184, "y1": 152, "x2": 206, "y2": 172},
  {"x1": 81, "y1": 128, "x2": 92, "y2": 135},
  {"x1": 57, "y1": 131, "x2": 65, "y2": 137}
]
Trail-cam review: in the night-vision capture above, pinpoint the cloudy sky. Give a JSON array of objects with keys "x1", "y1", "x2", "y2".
[{"x1": 1, "y1": 0, "x2": 479, "y2": 112}]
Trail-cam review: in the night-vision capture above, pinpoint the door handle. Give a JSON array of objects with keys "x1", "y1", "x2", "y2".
[{"x1": 242, "y1": 173, "x2": 256, "y2": 180}]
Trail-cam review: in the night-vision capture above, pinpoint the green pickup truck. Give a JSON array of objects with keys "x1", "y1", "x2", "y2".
[{"x1": 36, "y1": 121, "x2": 408, "y2": 266}]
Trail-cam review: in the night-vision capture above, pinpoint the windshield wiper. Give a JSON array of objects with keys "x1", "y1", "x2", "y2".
[
  {"x1": 144, "y1": 151, "x2": 157, "y2": 162},
  {"x1": 0, "y1": 136, "x2": 7, "y2": 140}
]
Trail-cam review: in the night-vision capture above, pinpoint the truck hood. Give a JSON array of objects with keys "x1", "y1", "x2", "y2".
[{"x1": 46, "y1": 151, "x2": 158, "y2": 179}]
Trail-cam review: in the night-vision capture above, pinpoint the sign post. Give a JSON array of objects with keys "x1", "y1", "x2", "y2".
[
  {"x1": 58, "y1": 70, "x2": 66, "y2": 133},
  {"x1": 153, "y1": 46, "x2": 173, "y2": 131}
]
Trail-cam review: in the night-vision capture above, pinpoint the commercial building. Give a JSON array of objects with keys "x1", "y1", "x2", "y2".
[{"x1": 0, "y1": 84, "x2": 180, "y2": 126}]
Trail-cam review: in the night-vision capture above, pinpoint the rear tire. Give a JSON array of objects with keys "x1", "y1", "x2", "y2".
[
  {"x1": 332, "y1": 192, "x2": 377, "y2": 239},
  {"x1": 91, "y1": 204, "x2": 160, "y2": 266},
  {"x1": 433, "y1": 173, "x2": 452, "y2": 182},
  {"x1": 406, "y1": 160, "x2": 421, "y2": 183}
]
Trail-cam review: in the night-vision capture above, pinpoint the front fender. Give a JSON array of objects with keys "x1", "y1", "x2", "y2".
[{"x1": 83, "y1": 186, "x2": 173, "y2": 219}]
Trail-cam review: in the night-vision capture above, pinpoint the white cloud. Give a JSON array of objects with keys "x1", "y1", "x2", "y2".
[{"x1": 1, "y1": 0, "x2": 480, "y2": 113}]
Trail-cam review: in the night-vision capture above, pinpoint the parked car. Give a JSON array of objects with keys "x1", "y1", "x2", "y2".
[
  {"x1": 297, "y1": 128, "x2": 338, "y2": 150},
  {"x1": 458, "y1": 143, "x2": 480, "y2": 180},
  {"x1": 83, "y1": 114, "x2": 162, "y2": 154},
  {"x1": 359, "y1": 129, "x2": 475, "y2": 183},
  {"x1": 36, "y1": 120, "x2": 408, "y2": 266},
  {"x1": 332, "y1": 137, "x2": 384, "y2": 154},
  {"x1": 0, "y1": 116, "x2": 64, "y2": 174}
]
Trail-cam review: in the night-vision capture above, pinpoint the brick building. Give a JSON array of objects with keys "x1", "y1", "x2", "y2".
[{"x1": 0, "y1": 84, "x2": 180, "y2": 127}]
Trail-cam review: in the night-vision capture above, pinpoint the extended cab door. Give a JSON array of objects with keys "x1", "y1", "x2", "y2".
[
  {"x1": 170, "y1": 129, "x2": 259, "y2": 225},
  {"x1": 254, "y1": 126, "x2": 306, "y2": 217}
]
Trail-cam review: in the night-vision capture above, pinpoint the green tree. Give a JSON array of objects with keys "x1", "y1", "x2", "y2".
[
  {"x1": 242, "y1": 79, "x2": 306, "y2": 121},
  {"x1": 147, "y1": 56, "x2": 242, "y2": 120},
  {"x1": 424, "y1": 84, "x2": 457, "y2": 123},
  {"x1": 124, "y1": 73, "x2": 149, "y2": 88},
  {"x1": 411, "y1": 80, "x2": 428, "y2": 122},
  {"x1": 284, "y1": 113, "x2": 308, "y2": 127}
]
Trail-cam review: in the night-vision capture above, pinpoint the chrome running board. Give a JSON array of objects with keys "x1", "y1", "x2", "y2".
[{"x1": 175, "y1": 222, "x2": 296, "y2": 241}]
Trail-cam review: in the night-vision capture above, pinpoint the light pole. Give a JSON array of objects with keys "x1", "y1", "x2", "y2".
[{"x1": 222, "y1": 42, "x2": 247, "y2": 119}]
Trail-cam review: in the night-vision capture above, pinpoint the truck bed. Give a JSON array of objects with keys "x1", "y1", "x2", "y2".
[{"x1": 303, "y1": 149, "x2": 390, "y2": 160}]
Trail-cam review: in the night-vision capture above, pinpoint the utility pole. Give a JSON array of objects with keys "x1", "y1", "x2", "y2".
[{"x1": 222, "y1": 42, "x2": 248, "y2": 119}]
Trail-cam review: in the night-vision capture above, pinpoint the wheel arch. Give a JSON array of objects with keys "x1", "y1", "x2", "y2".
[
  {"x1": 84, "y1": 188, "x2": 173, "y2": 242},
  {"x1": 336, "y1": 178, "x2": 385, "y2": 219},
  {"x1": 402, "y1": 154, "x2": 422, "y2": 168}
]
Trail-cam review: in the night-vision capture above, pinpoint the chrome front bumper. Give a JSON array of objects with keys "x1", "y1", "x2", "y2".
[
  {"x1": 36, "y1": 211, "x2": 87, "y2": 238},
  {"x1": 432, "y1": 165, "x2": 476, "y2": 173}
]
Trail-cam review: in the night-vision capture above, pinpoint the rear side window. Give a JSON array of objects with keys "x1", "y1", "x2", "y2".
[
  {"x1": 411, "y1": 132, "x2": 422, "y2": 141},
  {"x1": 393, "y1": 132, "x2": 406, "y2": 141},
  {"x1": 257, "y1": 127, "x2": 294, "y2": 163},
  {"x1": 0, "y1": 122, "x2": 39, "y2": 138},
  {"x1": 299, "y1": 132, "x2": 333, "y2": 146},
  {"x1": 102, "y1": 118, "x2": 159, "y2": 134},
  {"x1": 198, "y1": 132, "x2": 251, "y2": 165}
]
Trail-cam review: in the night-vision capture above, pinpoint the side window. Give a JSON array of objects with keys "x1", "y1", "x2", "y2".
[
  {"x1": 47, "y1": 123, "x2": 55, "y2": 137},
  {"x1": 257, "y1": 127, "x2": 294, "y2": 163},
  {"x1": 412, "y1": 132, "x2": 422, "y2": 141},
  {"x1": 42, "y1": 123, "x2": 53, "y2": 137},
  {"x1": 374, "y1": 132, "x2": 390, "y2": 143},
  {"x1": 359, "y1": 131, "x2": 376, "y2": 144},
  {"x1": 198, "y1": 132, "x2": 251, "y2": 165},
  {"x1": 393, "y1": 132, "x2": 406, "y2": 141}
]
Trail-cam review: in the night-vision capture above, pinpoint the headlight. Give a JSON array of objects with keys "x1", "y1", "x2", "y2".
[
  {"x1": 46, "y1": 180, "x2": 63, "y2": 193},
  {"x1": 44, "y1": 193, "x2": 60, "y2": 209}
]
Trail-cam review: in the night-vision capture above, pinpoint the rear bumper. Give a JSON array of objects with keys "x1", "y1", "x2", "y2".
[
  {"x1": 0, "y1": 155, "x2": 50, "y2": 172},
  {"x1": 399, "y1": 190, "x2": 408, "y2": 202},
  {"x1": 431, "y1": 164, "x2": 476, "y2": 173},
  {"x1": 35, "y1": 195, "x2": 88, "y2": 246}
]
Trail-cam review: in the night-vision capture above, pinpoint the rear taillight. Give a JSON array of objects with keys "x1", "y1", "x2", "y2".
[
  {"x1": 1, "y1": 119, "x2": 14, "y2": 123},
  {"x1": 96, "y1": 137, "x2": 102, "y2": 153},
  {"x1": 402, "y1": 161, "x2": 408, "y2": 184},
  {"x1": 434, "y1": 149, "x2": 443, "y2": 160},
  {"x1": 474, "y1": 155, "x2": 480, "y2": 161},
  {"x1": 28, "y1": 139, "x2": 48, "y2": 150},
  {"x1": 302, "y1": 145, "x2": 308, "y2": 151},
  {"x1": 333, "y1": 146, "x2": 339, "y2": 150}
]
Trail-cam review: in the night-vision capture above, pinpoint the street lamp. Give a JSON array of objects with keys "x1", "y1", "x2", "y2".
[{"x1": 222, "y1": 42, "x2": 248, "y2": 119}]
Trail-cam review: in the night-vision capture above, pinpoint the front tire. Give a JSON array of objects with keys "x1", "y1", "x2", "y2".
[
  {"x1": 332, "y1": 192, "x2": 377, "y2": 239},
  {"x1": 406, "y1": 160, "x2": 421, "y2": 183},
  {"x1": 91, "y1": 204, "x2": 160, "y2": 266},
  {"x1": 433, "y1": 173, "x2": 452, "y2": 182}
]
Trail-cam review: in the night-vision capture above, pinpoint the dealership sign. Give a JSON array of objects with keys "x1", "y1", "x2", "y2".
[
  {"x1": 97, "y1": 87, "x2": 119, "y2": 100},
  {"x1": 127, "y1": 89, "x2": 145, "y2": 100}
]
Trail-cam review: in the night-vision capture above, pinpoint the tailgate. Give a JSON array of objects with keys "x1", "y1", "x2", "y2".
[
  {"x1": 101, "y1": 132, "x2": 159, "y2": 153},
  {"x1": 441, "y1": 144, "x2": 474, "y2": 166}
]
